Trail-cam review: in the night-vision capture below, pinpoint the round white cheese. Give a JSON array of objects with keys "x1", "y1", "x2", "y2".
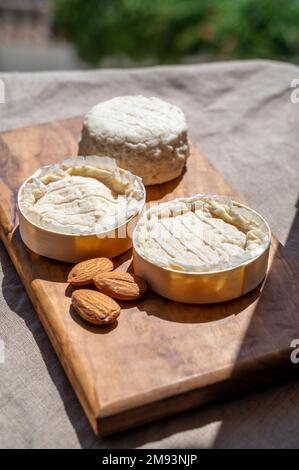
[
  {"x1": 133, "y1": 195, "x2": 270, "y2": 272},
  {"x1": 79, "y1": 95, "x2": 189, "y2": 185},
  {"x1": 19, "y1": 156, "x2": 145, "y2": 235}
]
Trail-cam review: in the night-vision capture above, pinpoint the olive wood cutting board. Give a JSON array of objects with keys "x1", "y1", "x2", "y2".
[{"x1": 0, "y1": 116, "x2": 299, "y2": 436}]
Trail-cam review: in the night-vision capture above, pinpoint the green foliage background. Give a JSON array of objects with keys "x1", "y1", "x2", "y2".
[{"x1": 52, "y1": 0, "x2": 299, "y2": 66}]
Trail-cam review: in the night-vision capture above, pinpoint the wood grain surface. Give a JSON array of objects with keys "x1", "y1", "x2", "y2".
[{"x1": 0, "y1": 117, "x2": 299, "y2": 436}]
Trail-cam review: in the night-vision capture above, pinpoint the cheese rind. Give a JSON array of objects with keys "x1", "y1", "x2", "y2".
[
  {"x1": 134, "y1": 195, "x2": 270, "y2": 272},
  {"x1": 19, "y1": 156, "x2": 145, "y2": 235},
  {"x1": 79, "y1": 95, "x2": 189, "y2": 185}
]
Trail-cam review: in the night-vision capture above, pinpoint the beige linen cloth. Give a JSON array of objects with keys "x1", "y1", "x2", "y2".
[{"x1": 0, "y1": 60, "x2": 298, "y2": 448}]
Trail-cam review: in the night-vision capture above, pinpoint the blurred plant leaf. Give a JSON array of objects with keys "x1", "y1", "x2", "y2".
[{"x1": 51, "y1": 0, "x2": 299, "y2": 65}]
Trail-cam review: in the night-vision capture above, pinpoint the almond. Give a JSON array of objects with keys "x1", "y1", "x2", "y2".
[
  {"x1": 68, "y1": 257, "x2": 114, "y2": 286},
  {"x1": 94, "y1": 271, "x2": 147, "y2": 300},
  {"x1": 71, "y1": 289, "x2": 120, "y2": 325}
]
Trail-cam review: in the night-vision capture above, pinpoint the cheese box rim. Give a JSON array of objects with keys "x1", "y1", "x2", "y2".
[
  {"x1": 132, "y1": 198, "x2": 271, "y2": 276},
  {"x1": 17, "y1": 162, "x2": 146, "y2": 238}
]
